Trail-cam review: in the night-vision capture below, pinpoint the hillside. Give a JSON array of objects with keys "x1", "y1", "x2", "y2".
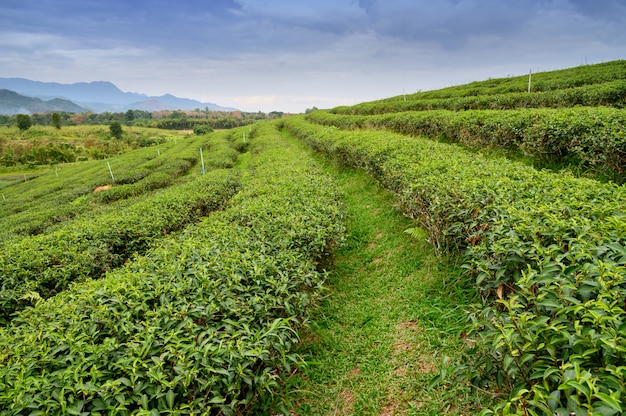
[
  {"x1": 283, "y1": 59, "x2": 626, "y2": 415},
  {"x1": 0, "y1": 89, "x2": 86, "y2": 115},
  {"x1": 326, "y1": 60, "x2": 626, "y2": 184},
  {"x1": 0, "y1": 78, "x2": 238, "y2": 113},
  {"x1": 0, "y1": 60, "x2": 625, "y2": 415}
]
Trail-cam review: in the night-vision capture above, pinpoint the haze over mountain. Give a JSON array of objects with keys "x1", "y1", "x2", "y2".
[
  {"x1": 0, "y1": 78, "x2": 238, "y2": 114},
  {"x1": 0, "y1": 89, "x2": 86, "y2": 115}
]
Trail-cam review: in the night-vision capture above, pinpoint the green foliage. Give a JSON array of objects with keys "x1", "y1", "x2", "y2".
[
  {"x1": 283, "y1": 116, "x2": 626, "y2": 414},
  {"x1": 11, "y1": 142, "x2": 78, "y2": 165},
  {"x1": 193, "y1": 124, "x2": 213, "y2": 135},
  {"x1": 333, "y1": 80, "x2": 626, "y2": 114},
  {"x1": 335, "y1": 60, "x2": 626, "y2": 112},
  {"x1": 284, "y1": 157, "x2": 488, "y2": 414},
  {"x1": 109, "y1": 121, "x2": 123, "y2": 139},
  {"x1": 229, "y1": 127, "x2": 252, "y2": 153},
  {"x1": 0, "y1": 131, "x2": 245, "y2": 320},
  {"x1": 51, "y1": 112, "x2": 61, "y2": 129},
  {"x1": 0, "y1": 122, "x2": 345, "y2": 414},
  {"x1": 305, "y1": 106, "x2": 319, "y2": 114},
  {"x1": 124, "y1": 109, "x2": 135, "y2": 123},
  {"x1": 308, "y1": 108, "x2": 626, "y2": 183},
  {"x1": 0, "y1": 125, "x2": 182, "y2": 167},
  {"x1": 0, "y1": 107, "x2": 280, "y2": 132},
  {"x1": 15, "y1": 114, "x2": 32, "y2": 133},
  {"x1": 0, "y1": 168, "x2": 241, "y2": 323},
  {"x1": 0, "y1": 134, "x2": 210, "y2": 236},
  {"x1": 461, "y1": 188, "x2": 626, "y2": 415},
  {"x1": 3, "y1": 59, "x2": 625, "y2": 415},
  {"x1": 324, "y1": 61, "x2": 626, "y2": 183}
]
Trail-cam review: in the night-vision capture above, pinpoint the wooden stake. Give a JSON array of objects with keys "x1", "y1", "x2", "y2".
[
  {"x1": 106, "y1": 159, "x2": 115, "y2": 184},
  {"x1": 200, "y1": 147, "x2": 205, "y2": 175}
]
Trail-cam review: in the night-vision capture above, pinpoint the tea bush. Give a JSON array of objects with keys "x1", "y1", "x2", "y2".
[
  {"x1": 307, "y1": 108, "x2": 626, "y2": 183},
  {"x1": 334, "y1": 60, "x2": 626, "y2": 111},
  {"x1": 284, "y1": 116, "x2": 626, "y2": 414},
  {"x1": 0, "y1": 135, "x2": 208, "y2": 236},
  {"x1": 332, "y1": 80, "x2": 626, "y2": 115},
  {"x1": 0, "y1": 122, "x2": 345, "y2": 414},
  {"x1": 0, "y1": 167, "x2": 241, "y2": 324}
]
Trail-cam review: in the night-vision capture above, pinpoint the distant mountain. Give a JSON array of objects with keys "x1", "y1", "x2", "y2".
[
  {"x1": 0, "y1": 89, "x2": 86, "y2": 115},
  {"x1": 0, "y1": 78, "x2": 238, "y2": 113}
]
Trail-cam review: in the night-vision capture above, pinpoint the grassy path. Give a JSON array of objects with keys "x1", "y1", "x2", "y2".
[{"x1": 281, "y1": 132, "x2": 490, "y2": 415}]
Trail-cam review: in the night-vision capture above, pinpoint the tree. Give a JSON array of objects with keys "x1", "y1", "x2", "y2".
[
  {"x1": 124, "y1": 110, "x2": 134, "y2": 124},
  {"x1": 16, "y1": 114, "x2": 32, "y2": 134},
  {"x1": 193, "y1": 124, "x2": 213, "y2": 135},
  {"x1": 51, "y1": 113, "x2": 62, "y2": 129},
  {"x1": 109, "y1": 121, "x2": 123, "y2": 139}
]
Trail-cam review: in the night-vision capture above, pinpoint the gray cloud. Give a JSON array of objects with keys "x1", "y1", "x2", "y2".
[
  {"x1": 1, "y1": 0, "x2": 625, "y2": 112},
  {"x1": 357, "y1": 1, "x2": 555, "y2": 49},
  {"x1": 568, "y1": 0, "x2": 626, "y2": 19}
]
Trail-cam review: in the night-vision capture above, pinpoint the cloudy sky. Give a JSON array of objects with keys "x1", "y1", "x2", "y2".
[{"x1": 1, "y1": 0, "x2": 625, "y2": 113}]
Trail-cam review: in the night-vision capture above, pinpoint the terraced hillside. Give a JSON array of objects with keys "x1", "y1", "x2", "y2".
[
  {"x1": 0, "y1": 61, "x2": 624, "y2": 415},
  {"x1": 0, "y1": 124, "x2": 345, "y2": 414},
  {"x1": 284, "y1": 60, "x2": 626, "y2": 415}
]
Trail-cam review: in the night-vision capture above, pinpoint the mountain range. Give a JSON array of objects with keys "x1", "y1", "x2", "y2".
[
  {"x1": 0, "y1": 89, "x2": 86, "y2": 115},
  {"x1": 0, "y1": 78, "x2": 237, "y2": 115}
]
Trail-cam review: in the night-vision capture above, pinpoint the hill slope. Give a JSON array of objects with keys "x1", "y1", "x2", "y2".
[
  {"x1": 0, "y1": 78, "x2": 237, "y2": 113},
  {"x1": 0, "y1": 89, "x2": 86, "y2": 115}
]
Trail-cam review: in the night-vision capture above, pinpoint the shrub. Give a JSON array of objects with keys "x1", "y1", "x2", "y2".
[{"x1": 283, "y1": 116, "x2": 626, "y2": 414}]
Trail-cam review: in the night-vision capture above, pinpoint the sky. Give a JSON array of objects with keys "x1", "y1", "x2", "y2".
[{"x1": 1, "y1": 0, "x2": 626, "y2": 113}]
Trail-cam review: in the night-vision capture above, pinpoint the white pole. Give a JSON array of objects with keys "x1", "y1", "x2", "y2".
[
  {"x1": 106, "y1": 159, "x2": 115, "y2": 184},
  {"x1": 158, "y1": 149, "x2": 160, "y2": 156},
  {"x1": 528, "y1": 69, "x2": 532, "y2": 93},
  {"x1": 55, "y1": 166, "x2": 58, "y2": 178},
  {"x1": 200, "y1": 147, "x2": 205, "y2": 174},
  {"x1": 2, "y1": 194, "x2": 5, "y2": 201}
]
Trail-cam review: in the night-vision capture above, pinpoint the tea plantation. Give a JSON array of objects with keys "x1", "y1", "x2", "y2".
[{"x1": 1, "y1": 60, "x2": 625, "y2": 415}]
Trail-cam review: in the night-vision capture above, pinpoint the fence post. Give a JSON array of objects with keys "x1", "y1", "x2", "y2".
[
  {"x1": 200, "y1": 147, "x2": 205, "y2": 175},
  {"x1": 106, "y1": 159, "x2": 115, "y2": 184}
]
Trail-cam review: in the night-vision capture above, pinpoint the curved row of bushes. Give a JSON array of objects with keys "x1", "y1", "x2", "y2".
[
  {"x1": 332, "y1": 80, "x2": 626, "y2": 115},
  {"x1": 283, "y1": 116, "x2": 626, "y2": 415},
  {"x1": 0, "y1": 133, "x2": 237, "y2": 238},
  {"x1": 362, "y1": 60, "x2": 626, "y2": 103},
  {"x1": 307, "y1": 108, "x2": 626, "y2": 183},
  {"x1": 0, "y1": 139, "x2": 188, "y2": 236},
  {"x1": 0, "y1": 122, "x2": 344, "y2": 414},
  {"x1": 1, "y1": 142, "x2": 168, "y2": 218},
  {"x1": 0, "y1": 167, "x2": 241, "y2": 325},
  {"x1": 92, "y1": 133, "x2": 239, "y2": 204}
]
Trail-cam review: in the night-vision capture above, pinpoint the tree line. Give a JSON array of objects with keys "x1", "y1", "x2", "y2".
[{"x1": 0, "y1": 109, "x2": 289, "y2": 131}]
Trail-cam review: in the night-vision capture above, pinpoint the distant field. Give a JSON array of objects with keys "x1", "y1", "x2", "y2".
[{"x1": 0, "y1": 125, "x2": 188, "y2": 167}]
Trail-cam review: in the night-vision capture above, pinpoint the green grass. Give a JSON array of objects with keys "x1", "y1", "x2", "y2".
[{"x1": 281, "y1": 143, "x2": 492, "y2": 414}]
